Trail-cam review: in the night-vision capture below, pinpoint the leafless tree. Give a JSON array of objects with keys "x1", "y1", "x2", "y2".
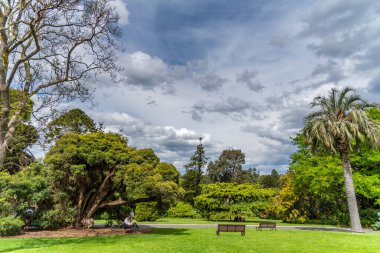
[{"x1": 0, "y1": 0, "x2": 121, "y2": 168}]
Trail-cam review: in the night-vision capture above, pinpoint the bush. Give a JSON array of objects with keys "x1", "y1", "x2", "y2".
[
  {"x1": 209, "y1": 212, "x2": 231, "y2": 221},
  {"x1": 38, "y1": 207, "x2": 76, "y2": 229},
  {"x1": 371, "y1": 221, "x2": 380, "y2": 231},
  {"x1": 135, "y1": 202, "x2": 159, "y2": 221},
  {"x1": 360, "y1": 209, "x2": 378, "y2": 228},
  {"x1": 0, "y1": 216, "x2": 24, "y2": 236},
  {"x1": 167, "y1": 202, "x2": 195, "y2": 218}
]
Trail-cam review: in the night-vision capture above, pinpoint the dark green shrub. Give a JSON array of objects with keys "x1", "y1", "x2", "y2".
[
  {"x1": 0, "y1": 216, "x2": 23, "y2": 236},
  {"x1": 38, "y1": 208, "x2": 75, "y2": 229},
  {"x1": 135, "y1": 202, "x2": 159, "y2": 221},
  {"x1": 168, "y1": 202, "x2": 195, "y2": 218},
  {"x1": 360, "y1": 209, "x2": 378, "y2": 228},
  {"x1": 371, "y1": 221, "x2": 380, "y2": 231},
  {"x1": 209, "y1": 212, "x2": 231, "y2": 221}
]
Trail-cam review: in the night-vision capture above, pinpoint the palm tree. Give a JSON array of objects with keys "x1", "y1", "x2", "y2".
[{"x1": 303, "y1": 87, "x2": 380, "y2": 232}]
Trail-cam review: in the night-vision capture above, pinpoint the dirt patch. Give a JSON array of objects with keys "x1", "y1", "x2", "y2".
[{"x1": 1, "y1": 227, "x2": 151, "y2": 238}]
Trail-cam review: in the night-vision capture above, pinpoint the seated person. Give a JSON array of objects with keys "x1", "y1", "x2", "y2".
[{"x1": 123, "y1": 217, "x2": 138, "y2": 229}]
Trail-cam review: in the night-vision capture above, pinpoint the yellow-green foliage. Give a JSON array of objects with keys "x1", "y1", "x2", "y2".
[{"x1": 194, "y1": 183, "x2": 277, "y2": 218}]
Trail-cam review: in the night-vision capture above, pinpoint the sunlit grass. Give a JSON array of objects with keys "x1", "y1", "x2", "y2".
[{"x1": 1, "y1": 228, "x2": 378, "y2": 253}]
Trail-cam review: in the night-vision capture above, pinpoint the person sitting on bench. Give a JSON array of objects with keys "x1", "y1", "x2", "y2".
[{"x1": 124, "y1": 217, "x2": 138, "y2": 229}]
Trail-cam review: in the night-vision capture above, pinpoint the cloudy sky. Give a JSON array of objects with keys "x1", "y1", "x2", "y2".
[{"x1": 70, "y1": 0, "x2": 380, "y2": 174}]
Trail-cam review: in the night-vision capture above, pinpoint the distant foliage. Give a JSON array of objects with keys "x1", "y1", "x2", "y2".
[
  {"x1": 181, "y1": 142, "x2": 208, "y2": 203},
  {"x1": 135, "y1": 202, "x2": 159, "y2": 221},
  {"x1": 194, "y1": 183, "x2": 277, "y2": 219},
  {"x1": 168, "y1": 202, "x2": 196, "y2": 218}
]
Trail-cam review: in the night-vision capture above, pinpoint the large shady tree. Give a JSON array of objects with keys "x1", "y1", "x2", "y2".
[
  {"x1": 303, "y1": 87, "x2": 380, "y2": 232},
  {"x1": 45, "y1": 132, "x2": 181, "y2": 227},
  {"x1": 0, "y1": 0, "x2": 120, "y2": 168}
]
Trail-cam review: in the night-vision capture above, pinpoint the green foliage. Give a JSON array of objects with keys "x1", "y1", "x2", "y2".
[
  {"x1": 372, "y1": 221, "x2": 380, "y2": 231},
  {"x1": 168, "y1": 202, "x2": 196, "y2": 218},
  {"x1": 278, "y1": 131, "x2": 380, "y2": 227},
  {"x1": 181, "y1": 142, "x2": 208, "y2": 202},
  {"x1": 0, "y1": 216, "x2": 23, "y2": 236},
  {"x1": 303, "y1": 87, "x2": 380, "y2": 154},
  {"x1": 194, "y1": 183, "x2": 277, "y2": 219},
  {"x1": 44, "y1": 109, "x2": 98, "y2": 145},
  {"x1": 44, "y1": 132, "x2": 181, "y2": 226},
  {"x1": 206, "y1": 149, "x2": 245, "y2": 183},
  {"x1": 0, "y1": 164, "x2": 51, "y2": 219},
  {"x1": 135, "y1": 202, "x2": 159, "y2": 221},
  {"x1": 1, "y1": 90, "x2": 38, "y2": 174},
  {"x1": 258, "y1": 169, "x2": 280, "y2": 188},
  {"x1": 209, "y1": 212, "x2": 231, "y2": 220},
  {"x1": 359, "y1": 209, "x2": 379, "y2": 228},
  {"x1": 39, "y1": 208, "x2": 76, "y2": 229}
]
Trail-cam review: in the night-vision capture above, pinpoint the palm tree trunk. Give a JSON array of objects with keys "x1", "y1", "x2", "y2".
[{"x1": 339, "y1": 149, "x2": 362, "y2": 232}]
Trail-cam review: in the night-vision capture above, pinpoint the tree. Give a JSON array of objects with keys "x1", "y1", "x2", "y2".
[
  {"x1": 194, "y1": 183, "x2": 277, "y2": 219},
  {"x1": 44, "y1": 108, "x2": 98, "y2": 146},
  {"x1": 0, "y1": 0, "x2": 120, "y2": 168},
  {"x1": 1, "y1": 90, "x2": 38, "y2": 174},
  {"x1": 207, "y1": 149, "x2": 245, "y2": 183},
  {"x1": 181, "y1": 139, "x2": 208, "y2": 201},
  {"x1": 259, "y1": 169, "x2": 281, "y2": 188},
  {"x1": 44, "y1": 132, "x2": 181, "y2": 226},
  {"x1": 302, "y1": 87, "x2": 380, "y2": 232}
]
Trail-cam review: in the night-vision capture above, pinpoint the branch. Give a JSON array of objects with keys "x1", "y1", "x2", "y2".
[{"x1": 98, "y1": 198, "x2": 127, "y2": 209}]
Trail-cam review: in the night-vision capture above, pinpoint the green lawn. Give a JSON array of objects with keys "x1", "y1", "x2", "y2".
[
  {"x1": 136, "y1": 217, "x2": 338, "y2": 227},
  {"x1": 1, "y1": 228, "x2": 379, "y2": 253},
  {"x1": 95, "y1": 217, "x2": 338, "y2": 227}
]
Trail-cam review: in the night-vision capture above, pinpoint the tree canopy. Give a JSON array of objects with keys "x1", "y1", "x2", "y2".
[
  {"x1": 44, "y1": 132, "x2": 182, "y2": 226},
  {"x1": 0, "y1": 0, "x2": 120, "y2": 169}
]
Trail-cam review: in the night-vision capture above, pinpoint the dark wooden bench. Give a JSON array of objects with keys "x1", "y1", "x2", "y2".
[
  {"x1": 256, "y1": 222, "x2": 276, "y2": 231},
  {"x1": 217, "y1": 224, "x2": 246, "y2": 236}
]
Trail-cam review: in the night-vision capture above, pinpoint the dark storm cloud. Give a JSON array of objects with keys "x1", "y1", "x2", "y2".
[
  {"x1": 300, "y1": 0, "x2": 380, "y2": 59},
  {"x1": 241, "y1": 125, "x2": 290, "y2": 145},
  {"x1": 195, "y1": 74, "x2": 228, "y2": 92},
  {"x1": 355, "y1": 46, "x2": 380, "y2": 71},
  {"x1": 368, "y1": 74, "x2": 380, "y2": 94},
  {"x1": 311, "y1": 60, "x2": 345, "y2": 84},
  {"x1": 190, "y1": 97, "x2": 254, "y2": 121},
  {"x1": 236, "y1": 70, "x2": 264, "y2": 92}
]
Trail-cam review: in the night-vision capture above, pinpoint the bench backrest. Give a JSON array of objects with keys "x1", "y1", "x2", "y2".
[
  {"x1": 218, "y1": 224, "x2": 245, "y2": 232},
  {"x1": 259, "y1": 222, "x2": 276, "y2": 227}
]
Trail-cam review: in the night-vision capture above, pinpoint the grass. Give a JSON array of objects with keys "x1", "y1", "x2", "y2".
[
  {"x1": 0, "y1": 228, "x2": 379, "y2": 253},
  {"x1": 97, "y1": 217, "x2": 338, "y2": 227}
]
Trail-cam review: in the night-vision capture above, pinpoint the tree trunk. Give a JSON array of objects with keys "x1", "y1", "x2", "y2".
[{"x1": 339, "y1": 148, "x2": 362, "y2": 232}]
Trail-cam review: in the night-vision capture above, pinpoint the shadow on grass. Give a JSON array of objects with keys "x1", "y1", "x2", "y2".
[
  {"x1": 151, "y1": 228, "x2": 190, "y2": 236},
  {"x1": 0, "y1": 229, "x2": 191, "y2": 253},
  {"x1": 0, "y1": 235, "x2": 127, "y2": 253}
]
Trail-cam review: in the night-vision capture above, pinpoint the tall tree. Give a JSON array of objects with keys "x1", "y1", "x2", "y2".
[
  {"x1": 182, "y1": 138, "x2": 208, "y2": 201},
  {"x1": 207, "y1": 149, "x2": 245, "y2": 183},
  {"x1": 302, "y1": 87, "x2": 380, "y2": 232},
  {"x1": 0, "y1": 0, "x2": 120, "y2": 168}
]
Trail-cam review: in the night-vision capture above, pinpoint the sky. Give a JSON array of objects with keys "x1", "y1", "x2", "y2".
[{"x1": 66, "y1": 0, "x2": 380, "y2": 174}]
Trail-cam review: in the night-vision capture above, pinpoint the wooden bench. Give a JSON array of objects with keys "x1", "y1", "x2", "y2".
[
  {"x1": 217, "y1": 224, "x2": 246, "y2": 236},
  {"x1": 256, "y1": 222, "x2": 276, "y2": 231}
]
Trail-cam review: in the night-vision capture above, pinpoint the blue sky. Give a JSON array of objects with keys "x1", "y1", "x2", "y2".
[{"x1": 69, "y1": 0, "x2": 380, "y2": 174}]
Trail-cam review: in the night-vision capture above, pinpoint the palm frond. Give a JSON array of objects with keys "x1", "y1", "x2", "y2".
[{"x1": 302, "y1": 86, "x2": 380, "y2": 153}]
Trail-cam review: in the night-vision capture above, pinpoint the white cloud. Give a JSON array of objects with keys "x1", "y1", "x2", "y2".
[{"x1": 110, "y1": 0, "x2": 129, "y2": 25}]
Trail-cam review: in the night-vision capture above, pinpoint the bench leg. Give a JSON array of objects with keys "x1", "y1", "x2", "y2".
[{"x1": 217, "y1": 231, "x2": 219, "y2": 236}]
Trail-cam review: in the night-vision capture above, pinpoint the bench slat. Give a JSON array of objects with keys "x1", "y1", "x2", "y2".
[{"x1": 217, "y1": 224, "x2": 246, "y2": 236}]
